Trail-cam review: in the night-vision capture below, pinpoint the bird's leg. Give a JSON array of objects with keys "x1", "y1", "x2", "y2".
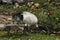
[
  {"x1": 27, "y1": 24, "x2": 31, "y2": 33},
  {"x1": 36, "y1": 24, "x2": 38, "y2": 27},
  {"x1": 24, "y1": 24, "x2": 30, "y2": 34}
]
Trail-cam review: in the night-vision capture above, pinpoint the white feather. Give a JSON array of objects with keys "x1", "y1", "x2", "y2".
[{"x1": 22, "y1": 11, "x2": 38, "y2": 25}]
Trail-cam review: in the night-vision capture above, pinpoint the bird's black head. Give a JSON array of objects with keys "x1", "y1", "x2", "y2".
[{"x1": 12, "y1": 13, "x2": 23, "y2": 21}]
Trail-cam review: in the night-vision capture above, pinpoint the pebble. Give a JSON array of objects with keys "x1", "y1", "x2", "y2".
[{"x1": 34, "y1": 3, "x2": 39, "y2": 7}]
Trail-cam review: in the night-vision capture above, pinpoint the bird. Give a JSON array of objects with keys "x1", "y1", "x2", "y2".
[{"x1": 13, "y1": 11, "x2": 38, "y2": 27}]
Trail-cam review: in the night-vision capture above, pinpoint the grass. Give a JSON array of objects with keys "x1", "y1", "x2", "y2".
[
  {"x1": 0, "y1": 0, "x2": 60, "y2": 40},
  {"x1": 0, "y1": 33, "x2": 60, "y2": 40}
]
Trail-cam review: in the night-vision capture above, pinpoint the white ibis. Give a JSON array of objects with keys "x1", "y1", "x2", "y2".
[{"x1": 13, "y1": 11, "x2": 38, "y2": 27}]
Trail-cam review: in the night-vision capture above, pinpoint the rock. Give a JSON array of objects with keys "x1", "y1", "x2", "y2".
[
  {"x1": 34, "y1": 3, "x2": 39, "y2": 7},
  {"x1": 14, "y1": 2, "x2": 20, "y2": 8},
  {"x1": 31, "y1": 5, "x2": 35, "y2": 9},
  {"x1": 56, "y1": 18, "x2": 59, "y2": 20},
  {"x1": 2, "y1": 0, "x2": 13, "y2": 4},
  {"x1": 27, "y1": 2, "x2": 34, "y2": 7}
]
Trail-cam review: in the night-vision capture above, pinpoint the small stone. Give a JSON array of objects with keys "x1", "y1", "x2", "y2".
[
  {"x1": 27, "y1": 2, "x2": 34, "y2": 7},
  {"x1": 31, "y1": 5, "x2": 35, "y2": 9},
  {"x1": 56, "y1": 18, "x2": 59, "y2": 20},
  {"x1": 29, "y1": 39, "x2": 31, "y2": 40},
  {"x1": 27, "y1": 38, "x2": 32, "y2": 40},
  {"x1": 14, "y1": 3, "x2": 20, "y2": 8},
  {"x1": 34, "y1": 3, "x2": 39, "y2": 7}
]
